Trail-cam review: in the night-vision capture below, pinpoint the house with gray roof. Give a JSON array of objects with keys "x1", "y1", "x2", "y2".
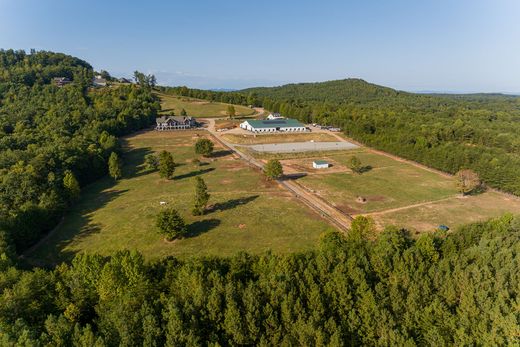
[
  {"x1": 239, "y1": 119, "x2": 307, "y2": 133},
  {"x1": 156, "y1": 115, "x2": 196, "y2": 130}
]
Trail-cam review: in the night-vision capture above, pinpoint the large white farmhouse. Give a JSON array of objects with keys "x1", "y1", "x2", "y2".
[{"x1": 240, "y1": 119, "x2": 307, "y2": 133}]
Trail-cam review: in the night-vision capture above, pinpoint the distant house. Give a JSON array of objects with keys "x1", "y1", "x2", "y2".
[
  {"x1": 266, "y1": 113, "x2": 284, "y2": 120},
  {"x1": 313, "y1": 160, "x2": 330, "y2": 169},
  {"x1": 53, "y1": 77, "x2": 71, "y2": 87},
  {"x1": 118, "y1": 77, "x2": 132, "y2": 83},
  {"x1": 92, "y1": 75, "x2": 107, "y2": 87},
  {"x1": 239, "y1": 119, "x2": 307, "y2": 133},
  {"x1": 156, "y1": 115, "x2": 196, "y2": 130}
]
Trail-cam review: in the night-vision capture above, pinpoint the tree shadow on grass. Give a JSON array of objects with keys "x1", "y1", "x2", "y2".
[
  {"x1": 174, "y1": 167, "x2": 215, "y2": 180},
  {"x1": 185, "y1": 219, "x2": 221, "y2": 238},
  {"x1": 208, "y1": 195, "x2": 259, "y2": 213},
  {"x1": 359, "y1": 165, "x2": 373, "y2": 173},
  {"x1": 211, "y1": 150, "x2": 234, "y2": 158},
  {"x1": 122, "y1": 147, "x2": 155, "y2": 179}
]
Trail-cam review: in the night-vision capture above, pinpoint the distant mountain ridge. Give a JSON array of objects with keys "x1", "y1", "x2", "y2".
[{"x1": 241, "y1": 78, "x2": 518, "y2": 103}]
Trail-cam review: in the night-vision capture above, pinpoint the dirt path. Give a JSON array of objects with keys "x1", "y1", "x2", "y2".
[
  {"x1": 358, "y1": 196, "x2": 458, "y2": 217},
  {"x1": 204, "y1": 118, "x2": 352, "y2": 232}
]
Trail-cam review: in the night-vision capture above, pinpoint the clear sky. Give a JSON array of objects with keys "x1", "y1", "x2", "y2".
[{"x1": 1, "y1": 0, "x2": 519, "y2": 92}]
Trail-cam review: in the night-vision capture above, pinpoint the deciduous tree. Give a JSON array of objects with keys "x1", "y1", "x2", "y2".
[
  {"x1": 264, "y1": 159, "x2": 283, "y2": 180},
  {"x1": 108, "y1": 152, "x2": 122, "y2": 180},
  {"x1": 456, "y1": 169, "x2": 481, "y2": 195},
  {"x1": 194, "y1": 138, "x2": 214, "y2": 157},
  {"x1": 158, "y1": 151, "x2": 175, "y2": 179},
  {"x1": 156, "y1": 208, "x2": 187, "y2": 240}
]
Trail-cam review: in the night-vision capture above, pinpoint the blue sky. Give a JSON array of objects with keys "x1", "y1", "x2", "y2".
[{"x1": 1, "y1": 0, "x2": 519, "y2": 92}]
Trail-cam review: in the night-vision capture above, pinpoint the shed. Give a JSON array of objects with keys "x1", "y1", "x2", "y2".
[{"x1": 313, "y1": 160, "x2": 330, "y2": 169}]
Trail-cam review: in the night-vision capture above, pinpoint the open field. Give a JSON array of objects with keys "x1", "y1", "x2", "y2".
[
  {"x1": 222, "y1": 132, "x2": 338, "y2": 144},
  {"x1": 27, "y1": 131, "x2": 333, "y2": 265},
  {"x1": 273, "y1": 148, "x2": 520, "y2": 232},
  {"x1": 157, "y1": 92, "x2": 255, "y2": 118}
]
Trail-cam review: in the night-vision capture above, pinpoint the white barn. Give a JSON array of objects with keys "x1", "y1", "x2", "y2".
[
  {"x1": 240, "y1": 119, "x2": 307, "y2": 133},
  {"x1": 313, "y1": 160, "x2": 330, "y2": 169}
]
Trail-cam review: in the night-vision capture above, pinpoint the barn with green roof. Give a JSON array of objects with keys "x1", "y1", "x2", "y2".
[{"x1": 240, "y1": 119, "x2": 307, "y2": 133}]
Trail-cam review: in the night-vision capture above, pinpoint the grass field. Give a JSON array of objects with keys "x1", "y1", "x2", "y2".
[
  {"x1": 274, "y1": 148, "x2": 520, "y2": 232},
  {"x1": 222, "y1": 132, "x2": 338, "y2": 144},
  {"x1": 27, "y1": 131, "x2": 332, "y2": 265},
  {"x1": 158, "y1": 93, "x2": 255, "y2": 118}
]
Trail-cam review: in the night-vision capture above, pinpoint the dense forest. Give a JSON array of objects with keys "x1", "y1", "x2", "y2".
[
  {"x1": 165, "y1": 79, "x2": 520, "y2": 195},
  {"x1": 0, "y1": 49, "x2": 160, "y2": 253},
  {"x1": 0, "y1": 215, "x2": 518, "y2": 345}
]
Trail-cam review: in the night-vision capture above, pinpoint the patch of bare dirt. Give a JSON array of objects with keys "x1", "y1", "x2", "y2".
[
  {"x1": 366, "y1": 195, "x2": 387, "y2": 202},
  {"x1": 337, "y1": 205, "x2": 362, "y2": 214}
]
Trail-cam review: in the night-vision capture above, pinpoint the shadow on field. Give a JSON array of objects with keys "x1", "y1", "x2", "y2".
[
  {"x1": 211, "y1": 150, "x2": 233, "y2": 158},
  {"x1": 209, "y1": 195, "x2": 259, "y2": 213},
  {"x1": 123, "y1": 147, "x2": 155, "y2": 179},
  {"x1": 174, "y1": 167, "x2": 215, "y2": 180},
  {"x1": 186, "y1": 219, "x2": 221, "y2": 238},
  {"x1": 358, "y1": 165, "x2": 373, "y2": 174}
]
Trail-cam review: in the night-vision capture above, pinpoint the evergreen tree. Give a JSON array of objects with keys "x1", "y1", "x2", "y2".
[
  {"x1": 156, "y1": 208, "x2": 187, "y2": 240},
  {"x1": 108, "y1": 152, "x2": 122, "y2": 180},
  {"x1": 194, "y1": 138, "x2": 214, "y2": 157},
  {"x1": 144, "y1": 153, "x2": 159, "y2": 171},
  {"x1": 63, "y1": 170, "x2": 80, "y2": 201},
  {"x1": 180, "y1": 108, "x2": 187, "y2": 117},
  {"x1": 192, "y1": 177, "x2": 210, "y2": 216},
  {"x1": 158, "y1": 151, "x2": 175, "y2": 179},
  {"x1": 264, "y1": 159, "x2": 283, "y2": 180}
]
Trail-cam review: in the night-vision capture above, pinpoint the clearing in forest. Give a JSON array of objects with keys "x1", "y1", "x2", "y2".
[
  {"x1": 157, "y1": 92, "x2": 255, "y2": 118},
  {"x1": 27, "y1": 130, "x2": 333, "y2": 265}
]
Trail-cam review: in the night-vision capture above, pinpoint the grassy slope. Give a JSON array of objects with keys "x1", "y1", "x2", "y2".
[
  {"x1": 28, "y1": 131, "x2": 332, "y2": 265},
  {"x1": 158, "y1": 92, "x2": 255, "y2": 118}
]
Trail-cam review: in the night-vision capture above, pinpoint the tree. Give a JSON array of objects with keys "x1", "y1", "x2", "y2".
[
  {"x1": 227, "y1": 105, "x2": 236, "y2": 119},
  {"x1": 180, "y1": 108, "x2": 187, "y2": 117},
  {"x1": 348, "y1": 156, "x2": 362, "y2": 174},
  {"x1": 456, "y1": 169, "x2": 481, "y2": 195},
  {"x1": 264, "y1": 159, "x2": 283, "y2": 180},
  {"x1": 192, "y1": 177, "x2": 210, "y2": 215},
  {"x1": 194, "y1": 138, "x2": 214, "y2": 157},
  {"x1": 144, "y1": 154, "x2": 159, "y2": 171},
  {"x1": 158, "y1": 151, "x2": 175, "y2": 179},
  {"x1": 108, "y1": 152, "x2": 122, "y2": 180},
  {"x1": 156, "y1": 208, "x2": 187, "y2": 240},
  {"x1": 63, "y1": 170, "x2": 80, "y2": 201}
]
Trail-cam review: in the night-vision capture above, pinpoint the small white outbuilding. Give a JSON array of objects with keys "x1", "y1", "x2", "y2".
[{"x1": 313, "y1": 160, "x2": 330, "y2": 169}]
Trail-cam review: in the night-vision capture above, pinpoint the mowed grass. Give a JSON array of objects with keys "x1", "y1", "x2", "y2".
[
  {"x1": 28, "y1": 131, "x2": 333, "y2": 265},
  {"x1": 222, "y1": 132, "x2": 338, "y2": 145},
  {"x1": 299, "y1": 150, "x2": 456, "y2": 214},
  {"x1": 158, "y1": 93, "x2": 255, "y2": 118}
]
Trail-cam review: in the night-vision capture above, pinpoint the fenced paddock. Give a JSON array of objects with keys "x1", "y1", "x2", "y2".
[{"x1": 249, "y1": 141, "x2": 359, "y2": 153}]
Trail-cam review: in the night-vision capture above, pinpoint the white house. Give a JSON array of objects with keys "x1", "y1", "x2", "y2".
[
  {"x1": 313, "y1": 160, "x2": 330, "y2": 169},
  {"x1": 266, "y1": 113, "x2": 284, "y2": 120},
  {"x1": 156, "y1": 116, "x2": 196, "y2": 130},
  {"x1": 239, "y1": 119, "x2": 307, "y2": 133}
]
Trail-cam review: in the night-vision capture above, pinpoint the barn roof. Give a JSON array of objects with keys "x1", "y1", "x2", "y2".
[{"x1": 245, "y1": 119, "x2": 305, "y2": 129}]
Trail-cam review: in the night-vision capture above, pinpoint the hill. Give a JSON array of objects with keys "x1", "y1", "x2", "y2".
[{"x1": 242, "y1": 78, "x2": 407, "y2": 104}]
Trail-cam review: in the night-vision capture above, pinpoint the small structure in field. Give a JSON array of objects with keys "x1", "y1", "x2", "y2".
[
  {"x1": 356, "y1": 196, "x2": 367, "y2": 203},
  {"x1": 313, "y1": 160, "x2": 330, "y2": 169},
  {"x1": 156, "y1": 115, "x2": 196, "y2": 130},
  {"x1": 240, "y1": 119, "x2": 307, "y2": 133},
  {"x1": 438, "y1": 224, "x2": 450, "y2": 231}
]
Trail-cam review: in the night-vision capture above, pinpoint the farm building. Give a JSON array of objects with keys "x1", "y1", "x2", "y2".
[
  {"x1": 92, "y1": 75, "x2": 107, "y2": 87},
  {"x1": 266, "y1": 113, "x2": 284, "y2": 120},
  {"x1": 313, "y1": 160, "x2": 330, "y2": 169},
  {"x1": 53, "y1": 77, "x2": 71, "y2": 87},
  {"x1": 156, "y1": 115, "x2": 196, "y2": 130},
  {"x1": 240, "y1": 119, "x2": 307, "y2": 133}
]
